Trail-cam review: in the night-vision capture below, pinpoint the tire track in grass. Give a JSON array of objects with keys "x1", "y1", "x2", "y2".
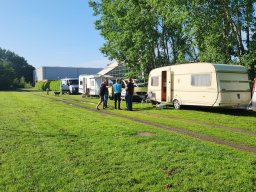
[
  {"x1": 34, "y1": 93, "x2": 256, "y2": 153},
  {"x1": 62, "y1": 97, "x2": 256, "y2": 137},
  {"x1": 138, "y1": 111, "x2": 256, "y2": 136}
]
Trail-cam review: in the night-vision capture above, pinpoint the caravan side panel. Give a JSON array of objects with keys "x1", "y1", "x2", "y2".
[{"x1": 172, "y1": 72, "x2": 218, "y2": 106}]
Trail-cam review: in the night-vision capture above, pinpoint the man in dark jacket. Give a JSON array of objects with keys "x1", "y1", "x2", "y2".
[
  {"x1": 96, "y1": 80, "x2": 107, "y2": 110},
  {"x1": 125, "y1": 77, "x2": 134, "y2": 111}
]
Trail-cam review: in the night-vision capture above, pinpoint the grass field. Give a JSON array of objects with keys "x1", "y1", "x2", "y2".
[{"x1": 0, "y1": 90, "x2": 256, "y2": 191}]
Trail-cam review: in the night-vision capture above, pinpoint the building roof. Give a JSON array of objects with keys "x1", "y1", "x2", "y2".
[{"x1": 97, "y1": 61, "x2": 118, "y2": 75}]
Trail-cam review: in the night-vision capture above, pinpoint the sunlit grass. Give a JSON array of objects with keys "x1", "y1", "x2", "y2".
[{"x1": 0, "y1": 91, "x2": 255, "y2": 191}]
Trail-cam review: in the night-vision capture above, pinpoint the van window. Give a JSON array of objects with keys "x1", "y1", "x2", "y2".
[
  {"x1": 69, "y1": 80, "x2": 78, "y2": 85},
  {"x1": 151, "y1": 76, "x2": 159, "y2": 86},
  {"x1": 191, "y1": 74, "x2": 211, "y2": 86}
]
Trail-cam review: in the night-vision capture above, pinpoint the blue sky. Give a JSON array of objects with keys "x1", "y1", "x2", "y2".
[{"x1": 0, "y1": 0, "x2": 111, "y2": 69}]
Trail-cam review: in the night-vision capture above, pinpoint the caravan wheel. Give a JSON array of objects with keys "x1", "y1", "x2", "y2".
[{"x1": 173, "y1": 99, "x2": 181, "y2": 110}]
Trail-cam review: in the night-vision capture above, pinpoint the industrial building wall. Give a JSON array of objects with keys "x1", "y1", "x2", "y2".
[
  {"x1": 34, "y1": 67, "x2": 44, "y2": 82},
  {"x1": 34, "y1": 67, "x2": 102, "y2": 82}
]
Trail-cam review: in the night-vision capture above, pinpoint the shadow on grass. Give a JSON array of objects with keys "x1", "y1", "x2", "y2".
[
  {"x1": 180, "y1": 105, "x2": 256, "y2": 117},
  {"x1": 136, "y1": 103, "x2": 256, "y2": 117},
  {"x1": 0, "y1": 128, "x2": 82, "y2": 139}
]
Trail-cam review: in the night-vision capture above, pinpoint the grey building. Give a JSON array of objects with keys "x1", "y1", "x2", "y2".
[{"x1": 34, "y1": 66, "x2": 102, "y2": 82}]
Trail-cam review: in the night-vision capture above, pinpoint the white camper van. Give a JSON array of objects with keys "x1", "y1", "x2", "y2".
[
  {"x1": 60, "y1": 78, "x2": 79, "y2": 94},
  {"x1": 79, "y1": 74, "x2": 113, "y2": 96},
  {"x1": 148, "y1": 63, "x2": 251, "y2": 109}
]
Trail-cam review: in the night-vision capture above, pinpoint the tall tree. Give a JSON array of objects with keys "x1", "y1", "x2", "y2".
[
  {"x1": 0, "y1": 60, "x2": 15, "y2": 90},
  {"x1": 0, "y1": 48, "x2": 35, "y2": 83},
  {"x1": 89, "y1": 0, "x2": 256, "y2": 79}
]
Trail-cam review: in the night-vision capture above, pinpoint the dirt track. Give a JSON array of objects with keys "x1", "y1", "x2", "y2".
[{"x1": 34, "y1": 93, "x2": 256, "y2": 153}]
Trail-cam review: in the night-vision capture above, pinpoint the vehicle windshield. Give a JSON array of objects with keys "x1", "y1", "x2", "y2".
[
  {"x1": 123, "y1": 79, "x2": 147, "y2": 87},
  {"x1": 133, "y1": 79, "x2": 147, "y2": 87},
  {"x1": 69, "y1": 80, "x2": 78, "y2": 85},
  {"x1": 136, "y1": 83, "x2": 147, "y2": 87}
]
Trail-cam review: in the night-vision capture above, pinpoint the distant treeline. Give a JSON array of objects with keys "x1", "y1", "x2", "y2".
[
  {"x1": 0, "y1": 47, "x2": 35, "y2": 90},
  {"x1": 90, "y1": 0, "x2": 256, "y2": 80}
]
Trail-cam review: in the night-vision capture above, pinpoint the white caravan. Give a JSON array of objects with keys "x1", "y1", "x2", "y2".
[
  {"x1": 147, "y1": 63, "x2": 251, "y2": 109},
  {"x1": 60, "y1": 78, "x2": 79, "y2": 94},
  {"x1": 79, "y1": 74, "x2": 113, "y2": 96}
]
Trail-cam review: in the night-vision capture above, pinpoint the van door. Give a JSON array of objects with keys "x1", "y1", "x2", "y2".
[{"x1": 162, "y1": 71, "x2": 167, "y2": 101}]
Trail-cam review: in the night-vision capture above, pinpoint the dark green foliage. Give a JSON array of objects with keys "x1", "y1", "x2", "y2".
[
  {"x1": 13, "y1": 76, "x2": 32, "y2": 89},
  {"x1": 89, "y1": 0, "x2": 256, "y2": 80},
  {"x1": 0, "y1": 60, "x2": 15, "y2": 90},
  {"x1": 0, "y1": 47, "x2": 35, "y2": 89}
]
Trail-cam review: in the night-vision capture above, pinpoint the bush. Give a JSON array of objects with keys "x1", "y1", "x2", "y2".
[
  {"x1": 35, "y1": 81, "x2": 47, "y2": 91},
  {"x1": 49, "y1": 80, "x2": 60, "y2": 91},
  {"x1": 35, "y1": 80, "x2": 60, "y2": 91}
]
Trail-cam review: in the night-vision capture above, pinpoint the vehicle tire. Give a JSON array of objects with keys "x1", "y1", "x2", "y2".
[{"x1": 173, "y1": 99, "x2": 181, "y2": 110}]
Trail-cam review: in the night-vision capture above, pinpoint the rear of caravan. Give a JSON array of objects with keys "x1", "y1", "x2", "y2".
[
  {"x1": 79, "y1": 74, "x2": 114, "y2": 96},
  {"x1": 79, "y1": 75, "x2": 102, "y2": 96},
  {"x1": 213, "y1": 64, "x2": 251, "y2": 108},
  {"x1": 79, "y1": 75, "x2": 94, "y2": 95}
]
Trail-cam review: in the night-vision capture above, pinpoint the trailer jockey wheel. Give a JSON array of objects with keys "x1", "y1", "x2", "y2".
[{"x1": 173, "y1": 99, "x2": 181, "y2": 110}]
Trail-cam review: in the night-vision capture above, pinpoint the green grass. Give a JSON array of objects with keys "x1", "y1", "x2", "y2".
[
  {"x1": 50, "y1": 93, "x2": 256, "y2": 147},
  {"x1": 0, "y1": 91, "x2": 256, "y2": 191}
]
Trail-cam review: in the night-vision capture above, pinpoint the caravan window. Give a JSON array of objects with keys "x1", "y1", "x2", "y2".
[
  {"x1": 79, "y1": 81, "x2": 83, "y2": 85},
  {"x1": 151, "y1": 76, "x2": 159, "y2": 86},
  {"x1": 191, "y1": 74, "x2": 211, "y2": 86}
]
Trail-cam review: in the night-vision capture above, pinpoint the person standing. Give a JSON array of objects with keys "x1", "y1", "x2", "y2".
[
  {"x1": 125, "y1": 77, "x2": 134, "y2": 111},
  {"x1": 96, "y1": 80, "x2": 107, "y2": 110},
  {"x1": 113, "y1": 78, "x2": 122, "y2": 110},
  {"x1": 104, "y1": 78, "x2": 109, "y2": 108}
]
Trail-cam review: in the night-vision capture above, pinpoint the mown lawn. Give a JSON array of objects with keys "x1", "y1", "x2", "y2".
[{"x1": 0, "y1": 91, "x2": 255, "y2": 191}]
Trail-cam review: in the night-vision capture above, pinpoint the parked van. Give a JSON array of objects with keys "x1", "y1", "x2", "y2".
[
  {"x1": 79, "y1": 74, "x2": 114, "y2": 96},
  {"x1": 60, "y1": 78, "x2": 79, "y2": 94},
  {"x1": 147, "y1": 63, "x2": 251, "y2": 109}
]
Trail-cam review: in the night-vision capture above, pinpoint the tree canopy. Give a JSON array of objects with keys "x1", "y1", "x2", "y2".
[
  {"x1": 0, "y1": 47, "x2": 35, "y2": 90},
  {"x1": 89, "y1": 0, "x2": 256, "y2": 79}
]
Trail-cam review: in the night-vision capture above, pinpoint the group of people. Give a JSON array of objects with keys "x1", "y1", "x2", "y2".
[{"x1": 96, "y1": 77, "x2": 134, "y2": 111}]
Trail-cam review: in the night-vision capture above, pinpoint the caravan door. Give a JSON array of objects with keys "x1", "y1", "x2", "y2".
[
  {"x1": 166, "y1": 71, "x2": 173, "y2": 103},
  {"x1": 83, "y1": 77, "x2": 86, "y2": 94},
  {"x1": 161, "y1": 71, "x2": 167, "y2": 101}
]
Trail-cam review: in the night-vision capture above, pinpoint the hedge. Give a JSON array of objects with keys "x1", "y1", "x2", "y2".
[{"x1": 35, "y1": 80, "x2": 60, "y2": 91}]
